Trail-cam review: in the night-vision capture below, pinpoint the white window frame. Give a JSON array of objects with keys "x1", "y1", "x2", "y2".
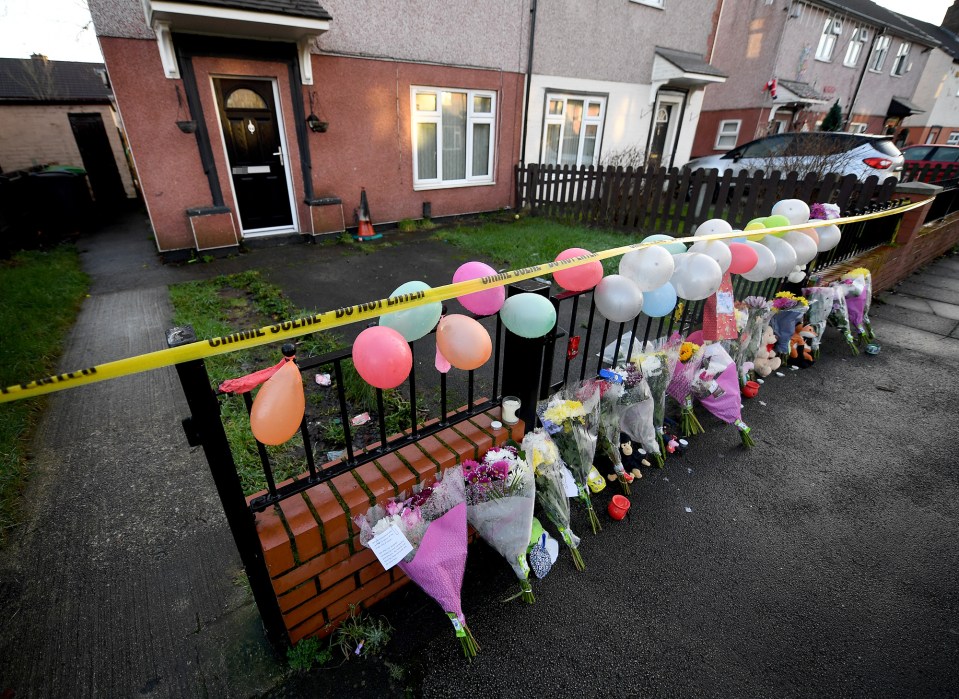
[
  {"x1": 891, "y1": 42, "x2": 910, "y2": 76},
  {"x1": 629, "y1": 0, "x2": 664, "y2": 8},
  {"x1": 715, "y1": 119, "x2": 741, "y2": 150},
  {"x1": 540, "y1": 93, "x2": 606, "y2": 167},
  {"x1": 816, "y1": 17, "x2": 842, "y2": 62},
  {"x1": 843, "y1": 26, "x2": 867, "y2": 67},
  {"x1": 870, "y1": 35, "x2": 891, "y2": 72},
  {"x1": 411, "y1": 86, "x2": 496, "y2": 191},
  {"x1": 947, "y1": 132, "x2": 959, "y2": 145},
  {"x1": 850, "y1": 122, "x2": 868, "y2": 134}
]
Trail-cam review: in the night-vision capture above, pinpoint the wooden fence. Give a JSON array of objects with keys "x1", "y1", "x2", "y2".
[{"x1": 514, "y1": 164, "x2": 900, "y2": 234}]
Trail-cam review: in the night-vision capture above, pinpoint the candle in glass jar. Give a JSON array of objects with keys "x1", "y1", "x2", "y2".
[{"x1": 501, "y1": 396, "x2": 520, "y2": 425}]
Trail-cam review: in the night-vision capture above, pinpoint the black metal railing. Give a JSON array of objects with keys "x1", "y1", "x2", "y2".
[
  {"x1": 923, "y1": 178, "x2": 959, "y2": 223},
  {"x1": 808, "y1": 198, "x2": 906, "y2": 274}
]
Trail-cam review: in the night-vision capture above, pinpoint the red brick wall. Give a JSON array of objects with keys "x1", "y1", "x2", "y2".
[{"x1": 251, "y1": 411, "x2": 523, "y2": 643}]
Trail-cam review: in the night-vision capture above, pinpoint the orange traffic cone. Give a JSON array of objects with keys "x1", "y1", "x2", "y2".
[{"x1": 353, "y1": 187, "x2": 381, "y2": 241}]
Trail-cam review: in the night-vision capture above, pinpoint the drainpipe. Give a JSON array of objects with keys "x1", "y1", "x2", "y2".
[
  {"x1": 519, "y1": 0, "x2": 538, "y2": 165},
  {"x1": 846, "y1": 28, "x2": 884, "y2": 129}
]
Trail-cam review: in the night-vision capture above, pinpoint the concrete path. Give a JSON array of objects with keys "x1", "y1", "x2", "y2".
[{"x1": 1, "y1": 212, "x2": 957, "y2": 697}]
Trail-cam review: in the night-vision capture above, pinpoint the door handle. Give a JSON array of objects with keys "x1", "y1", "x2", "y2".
[{"x1": 273, "y1": 146, "x2": 284, "y2": 167}]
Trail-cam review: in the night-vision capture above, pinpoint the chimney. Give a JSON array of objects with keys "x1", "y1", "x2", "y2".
[
  {"x1": 944, "y1": 0, "x2": 959, "y2": 33},
  {"x1": 30, "y1": 53, "x2": 49, "y2": 63}
]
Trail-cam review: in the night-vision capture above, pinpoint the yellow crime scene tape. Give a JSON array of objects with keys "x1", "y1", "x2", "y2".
[{"x1": 0, "y1": 196, "x2": 932, "y2": 404}]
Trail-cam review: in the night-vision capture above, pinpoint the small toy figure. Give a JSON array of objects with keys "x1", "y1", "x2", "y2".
[
  {"x1": 752, "y1": 325, "x2": 783, "y2": 377},
  {"x1": 789, "y1": 322, "x2": 815, "y2": 368}
]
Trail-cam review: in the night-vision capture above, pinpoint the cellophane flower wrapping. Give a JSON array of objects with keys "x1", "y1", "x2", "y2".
[
  {"x1": 354, "y1": 466, "x2": 478, "y2": 658},
  {"x1": 842, "y1": 268, "x2": 874, "y2": 341},
  {"x1": 618, "y1": 363, "x2": 663, "y2": 467},
  {"x1": 769, "y1": 292, "x2": 809, "y2": 355},
  {"x1": 539, "y1": 381, "x2": 602, "y2": 533},
  {"x1": 668, "y1": 341, "x2": 706, "y2": 437},
  {"x1": 828, "y1": 281, "x2": 859, "y2": 354},
  {"x1": 802, "y1": 286, "x2": 838, "y2": 356},
  {"x1": 521, "y1": 429, "x2": 585, "y2": 571},
  {"x1": 464, "y1": 447, "x2": 537, "y2": 603},
  {"x1": 733, "y1": 297, "x2": 772, "y2": 376},
  {"x1": 697, "y1": 344, "x2": 755, "y2": 447},
  {"x1": 598, "y1": 381, "x2": 632, "y2": 494},
  {"x1": 634, "y1": 338, "x2": 680, "y2": 455}
]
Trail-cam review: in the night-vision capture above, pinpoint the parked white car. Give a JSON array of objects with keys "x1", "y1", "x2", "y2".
[{"x1": 685, "y1": 132, "x2": 904, "y2": 181}]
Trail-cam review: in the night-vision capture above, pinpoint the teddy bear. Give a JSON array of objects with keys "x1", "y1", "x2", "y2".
[
  {"x1": 789, "y1": 322, "x2": 815, "y2": 368},
  {"x1": 752, "y1": 325, "x2": 783, "y2": 377}
]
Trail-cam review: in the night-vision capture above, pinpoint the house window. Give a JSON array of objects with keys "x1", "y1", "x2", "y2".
[
  {"x1": 629, "y1": 0, "x2": 664, "y2": 8},
  {"x1": 816, "y1": 17, "x2": 842, "y2": 61},
  {"x1": 947, "y1": 132, "x2": 959, "y2": 145},
  {"x1": 850, "y1": 122, "x2": 868, "y2": 134},
  {"x1": 891, "y1": 42, "x2": 910, "y2": 76},
  {"x1": 715, "y1": 119, "x2": 741, "y2": 149},
  {"x1": 541, "y1": 94, "x2": 606, "y2": 167},
  {"x1": 412, "y1": 87, "x2": 495, "y2": 188},
  {"x1": 844, "y1": 26, "x2": 868, "y2": 67},
  {"x1": 870, "y1": 35, "x2": 890, "y2": 71}
]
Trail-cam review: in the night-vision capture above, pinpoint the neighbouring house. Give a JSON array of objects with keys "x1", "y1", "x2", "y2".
[
  {"x1": 523, "y1": 0, "x2": 726, "y2": 171},
  {"x1": 692, "y1": 0, "x2": 938, "y2": 158},
  {"x1": 898, "y1": 12, "x2": 959, "y2": 147},
  {"x1": 0, "y1": 55, "x2": 137, "y2": 205},
  {"x1": 88, "y1": 0, "x2": 528, "y2": 257}
]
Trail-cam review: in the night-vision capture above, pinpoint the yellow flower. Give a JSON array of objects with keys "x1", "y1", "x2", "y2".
[
  {"x1": 679, "y1": 341, "x2": 700, "y2": 362},
  {"x1": 844, "y1": 267, "x2": 870, "y2": 279}
]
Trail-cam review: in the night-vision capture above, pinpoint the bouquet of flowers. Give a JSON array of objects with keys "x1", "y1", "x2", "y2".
[
  {"x1": 354, "y1": 467, "x2": 478, "y2": 658},
  {"x1": 539, "y1": 381, "x2": 602, "y2": 534},
  {"x1": 597, "y1": 380, "x2": 633, "y2": 495},
  {"x1": 732, "y1": 296, "x2": 772, "y2": 380},
  {"x1": 695, "y1": 344, "x2": 756, "y2": 447},
  {"x1": 828, "y1": 281, "x2": 858, "y2": 354},
  {"x1": 668, "y1": 340, "x2": 706, "y2": 437},
  {"x1": 842, "y1": 267, "x2": 876, "y2": 342},
  {"x1": 633, "y1": 337, "x2": 680, "y2": 457},
  {"x1": 618, "y1": 363, "x2": 663, "y2": 468},
  {"x1": 521, "y1": 429, "x2": 585, "y2": 571},
  {"x1": 769, "y1": 292, "x2": 809, "y2": 358},
  {"x1": 802, "y1": 285, "x2": 838, "y2": 358},
  {"x1": 463, "y1": 446, "x2": 537, "y2": 604}
]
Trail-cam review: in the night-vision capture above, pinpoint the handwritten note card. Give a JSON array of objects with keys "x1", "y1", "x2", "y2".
[{"x1": 368, "y1": 524, "x2": 413, "y2": 570}]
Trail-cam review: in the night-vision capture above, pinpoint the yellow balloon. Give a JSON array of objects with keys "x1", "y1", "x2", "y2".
[{"x1": 250, "y1": 361, "x2": 305, "y2": 445}]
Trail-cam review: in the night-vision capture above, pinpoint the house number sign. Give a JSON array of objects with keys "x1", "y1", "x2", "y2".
[{"x1": 247, "y1": 119, "x2": 256, "y2": 134}]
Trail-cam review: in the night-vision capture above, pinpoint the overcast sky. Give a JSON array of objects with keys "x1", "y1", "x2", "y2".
[{"x1": 0, "y1": 0, "x2": 953, "y2": 63}]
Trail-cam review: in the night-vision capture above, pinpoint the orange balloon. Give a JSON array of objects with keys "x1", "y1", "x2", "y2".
[
  {"x1": 435, "y1": 315, "x2": 492, "y2": 371},
  {"x1": 797, "y1": 227, "x2": 820, "y2": 247},
  {"x1": 250, "y1": 360, "x2": 305, "y2": 445}
]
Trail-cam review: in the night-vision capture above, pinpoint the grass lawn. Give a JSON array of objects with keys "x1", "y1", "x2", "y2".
[
  {"x1": 435, "y1": 216, "x2": 647, "y2": 274},
  {"x1": 0, "y1": 246, "x2": 89, "y2": 545}
]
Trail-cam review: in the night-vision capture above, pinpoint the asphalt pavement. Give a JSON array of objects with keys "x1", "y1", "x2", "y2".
[{"x1": 0, "y1": 210, "x2": 957, "y2": 698}]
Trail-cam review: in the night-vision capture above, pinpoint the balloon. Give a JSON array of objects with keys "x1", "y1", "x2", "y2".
[
  {"x1": 727, "y1": 242, "x2": 759, "y2": 275},
  {"x1": 771, "y1": 199, "x2": 811, "y2": 225},
  {"x1": 642, "y1": 282, "x2": 678, "y2": 317},
  {"x1": 553, "y1": 248, "x2": 603, "y2": 291},
  {"x1": 694, "y1": 218, "x2": 733, "y2": 237},
  {"x1": 763, "y1": 214, "x2": 791, "y2": 232},
  {"x1": 436, "y1": 314, "x2": 492, "y2": 370},
  {"x1": 642, "y1": 233, "x2": 686, "y2": 255},
  {"x1": 670, "y1": 252, "x2": 722, "y2": 300},
  {"x1": 744, "y1": 221, "x2": 767, "y2": 234},
  {"x1": 787, "y1": 268, "x2": 807, "y2": 283},
  {"x1": 619, "y1": 245, "x2": 675, "y2": 291},
  {"x1": 746, "y1": 217, "x2": 767, "y2": 229},
  {"x1": 378, "y1": 280, "x2": 442, "y2": 341},
  {"x1": 740, "y1": 241, "x2": 777, "y2": 282},
  {"x1": 453, "y1": 261, "x2": 506, "y2": 316},
  {"x1": 688, "y1": 239, "x2": 732, "y2": 274},
  {"x1": 250, "y1": 360, "x2": 305, "y2": 445},
  {"x1": 594, "y1": 274, "x2": 644, "y2": 323},
  {"x1": 352, "y1": 326, "x2": 413, "y2": 389},
  {"x1": 797, "y1": 227, "x2": 819, "y2": 248},
  {"x1": 782, "y1": 230, "x2": 818, "y2": 266},
  {"x1": 499, "y1": 293, "x2": 557, "y2": 338},
  {"x1": 760, "y1": 235, "x2": 798, "y2": 277},
  {"x1": 816, "y1": 223, "x2": 842, "y2": 251}
]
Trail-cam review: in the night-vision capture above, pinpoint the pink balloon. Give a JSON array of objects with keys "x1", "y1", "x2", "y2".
[
  {"x1": 553, "y1": 247, "x2": 603, "y2": 291},
  {"x1": 727, "y1": 242, "x2": 759, "y2": 275},
  {"x1": 797, "y1": 228, "x2": 820, "y2": 247},
  {"x1": 452, "y1": 261, "x2": 506, "y2": 316},
  {"x1": 352, "y1": 326, "x2": 412, "y2": 389}
]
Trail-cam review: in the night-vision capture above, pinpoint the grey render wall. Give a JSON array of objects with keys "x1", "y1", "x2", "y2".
[
  {"x1": 903, "y1": 48, "x2": 959, "y2": 131},
  {"x1": 89, "y1": 0, "x2": 156, "y2": 39},
  {"x1": 532, "y1": 0, "x2": 715, "y2": 84}
]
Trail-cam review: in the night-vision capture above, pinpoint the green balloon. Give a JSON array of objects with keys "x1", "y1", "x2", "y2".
[
  {"x1": 499, "y1": 293, "x2": 557, "y2": 339},
  {"x1": 764, "y1": 214, "x2": 791, "y2": 234},
  {"x1": 642, "y1": 233, "x2": 686, "y2": 255},
  {"x1": 379, "y1": 280, "x2": 442, "y2": 341}
]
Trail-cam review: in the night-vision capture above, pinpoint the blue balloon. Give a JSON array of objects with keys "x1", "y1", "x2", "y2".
[
  {"x1": 642, "y1": 234, "x2": 687, "y2": 255},
  {"x1": 642, "y1": 282, "x2": 678, "y2": 318},
  {"x1": 499, "y1": 292, "x2": 557, "y2": 338},
  {"x1": 379, "y1": 281, "x2": 442, "y2": 341}
]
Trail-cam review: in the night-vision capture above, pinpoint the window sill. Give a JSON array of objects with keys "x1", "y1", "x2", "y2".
[
  {"x1": 814, "y1": 57, "x2": 833, "y2": 63},
  {"x1": 628, "y1": 0, "x2": 664, "y2": 8},
  {"x1": 413, "y1": 180, "x2": 496, "y2": 192}
]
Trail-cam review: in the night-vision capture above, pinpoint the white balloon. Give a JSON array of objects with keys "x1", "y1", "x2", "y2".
[
  {"x1": 694, "y1": 218, "x2": 733, "y2": 237},
  {"x1": 760, "y1": 235, "x2": 798, "y2": 278},
  {"x1": 782, "y1": 230, "x2": 818, "y2": 266},
  {"x1": 787, "y1": 268, "x2": 807, "y2": 283},
  {"x1": 688, "y1": 239, "x2": 732, "y2": 274},
  {"x1": 771, "y1": 199, "x2": 811, "y2": 225},
  {"x1": 740, "y1": 241, "x2": 777, "y2": 282},
  {"x1": 671, "y1": 252, "x2": 722, "y2": 301},
  {"x1": 619, "y1": 246, "x2": 675, "y2": 291},
  {"x1": 816, "y1": 224, "x2": 842, "y2": 251},
  {"x1": 594, "y1": 275, "x2": 644, "y2": 323}
]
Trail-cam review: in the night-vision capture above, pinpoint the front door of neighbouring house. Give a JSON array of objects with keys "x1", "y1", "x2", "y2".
[{"x1": 213, "y1": 78, "x2": 295, "y2": 235}]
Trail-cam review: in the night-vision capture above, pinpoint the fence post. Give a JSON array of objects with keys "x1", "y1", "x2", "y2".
[
  {"x1": 500, "y1": 280, "x2": 552, "y2": 432},
  {"x1": 167, "y1": 325, "x2": 288, "y2": 649}
]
